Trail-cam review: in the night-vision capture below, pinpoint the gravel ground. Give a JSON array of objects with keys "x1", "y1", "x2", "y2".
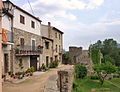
[{"x1": 3, "y1": 65, "x2": 73, "y2": 92}]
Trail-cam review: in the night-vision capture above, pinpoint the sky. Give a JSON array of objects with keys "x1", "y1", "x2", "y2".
[{"x1": 10, "y1": 0, "x2": 120, "y2": 50}]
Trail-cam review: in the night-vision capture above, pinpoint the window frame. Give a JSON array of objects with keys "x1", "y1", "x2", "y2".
[
  {"x1": 20, "y1": 37, "x2": 25, "y2": 47},
  {"x1": 45, "y1": 41, "x2": 49, "y2": 49},
  {"x1": 31, "y1": 20, "x2": 35, "y2": 28},
  {"x1": 20, "y1": 15, "x2": 25, "y2": 24}
]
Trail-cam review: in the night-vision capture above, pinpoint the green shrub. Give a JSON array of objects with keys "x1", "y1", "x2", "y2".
[
  {"x1": 30, "y1": 66, "x2": 35, "y2": 73},
  {"x1": 49, "y1": 60, "x2": 59, "y2": 68},
  {"x1": 41, "y1": 63, "x2": 46, "y2": 70},
  {"x1": 74, "y1": 64, "x2": 87, "y2": 79},
  {"x1": 90, "y1": 75, "x2": 99, "y2": 80},
  {"x1": 26, "y1": 67, "x2": 35, "y2": 73}
]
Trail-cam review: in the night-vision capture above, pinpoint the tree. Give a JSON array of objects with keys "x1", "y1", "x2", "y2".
[
  {"x1": 62, "y1": 52, "x2": 71, "y2": 64},
  {"x1": 74, "y1": 64, "x2": 87, "y2": 79},
  {"x1": 89, "y1": 39, "x2": 120, "y2": 66},
  {"x1": 117, "y1": 67, "x2": 120, "y2": 76},
  {"x1": 93, "y1": 62, "x2": 117, "y2": 86},
  {"x1": 91, "y1": 48, "x2": 101, "y2": 64}
]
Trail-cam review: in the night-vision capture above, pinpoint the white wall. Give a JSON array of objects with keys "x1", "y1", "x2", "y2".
[
  {"x1": 13, "y1": 9, "x2": 41, "y2": 36},
  {"x1": 2, "y1": 15, "x2": 12, "y2": 31}
]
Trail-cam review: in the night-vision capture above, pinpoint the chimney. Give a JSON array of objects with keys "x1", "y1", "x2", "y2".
[
  {"x1": 48, "y1": 22, "x2": 51, "y2": 38},
  {"x1": 48, "y1": 22, "x2": 51, "y2": 26}
]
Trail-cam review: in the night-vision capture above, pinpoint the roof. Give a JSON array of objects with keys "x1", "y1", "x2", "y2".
[
  {"x1": 52, "y1": 27, "x2": 64, "y2": 34},
  {"x1": 42, "y1": 36, "x2": 53, "y2": 42},
  {"x1": 41, "y1": 24, "x2": 64, "y2": 34},
  {"x1": 4, "y1": 0, "x2": 42, "y2": 22}
]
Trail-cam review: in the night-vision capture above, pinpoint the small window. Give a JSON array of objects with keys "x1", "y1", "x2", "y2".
[
  {"x1": 20, "y1": 38, "x2": 24, "y2": 47},
  {"x1": 32, "y1": 39, "x2": 36, "y2": 50},
  {"x1": 55, "y1": 32, "x2": 57, "y2": 38},
  {"x1": 59, "y1": 34, "x2": 60, "y2": 40},
  {"x1": 56, "y1": 45, "x2": 57, "y2": 52},
  {"x1": 50, "y1": 57, "x2": 53, "y2": 63},
  {"x1": 31, "y1": 21, "x2": 35, "y2": 28},
  {"x1": 45, "y1": 41, "x2": 49, "y2": 49},
  {"x1": 20, "y1": 15, "x2": 25, "y2": 24},
  {"x1": 59, "y1": 45, "x2": 60, "y2": 52},
  {"x1": 46, "y1": 56, "x2": 49, "y2": 67}
]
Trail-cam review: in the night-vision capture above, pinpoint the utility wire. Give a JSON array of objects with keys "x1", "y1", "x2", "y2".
[
  {"x1": 26, "y1": 0, "x2": 41, "y2": 37},
  {"x1": 27, "y1": 0, "x2": 35, "y2": 15}
]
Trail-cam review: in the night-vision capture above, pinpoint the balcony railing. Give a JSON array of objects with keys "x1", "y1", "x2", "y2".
[{"x1": 15, "y1": 45, "x2": 43, "y2": 56}]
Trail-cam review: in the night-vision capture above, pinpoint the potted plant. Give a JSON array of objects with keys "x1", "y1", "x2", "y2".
[{"x1": 30, "y1": 67, "x2": 35, "y2": 76}]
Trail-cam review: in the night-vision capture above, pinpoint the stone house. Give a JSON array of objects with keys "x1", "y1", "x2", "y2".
[
  {"x1": 41, "y1": 22, "x2": 63, "y2": 67},
  {"x1": 12, "y1": 2, "x2": 42, "y2": 73},
  {"x1": 69, "y1": 46, "x2": 92, "y2": 74},
  {"x1": 2, "y1": 1, "x2": 63, "y2": 74},
  {"x1": 2, "y1": 1, "x2": 43, "y2": 74}
]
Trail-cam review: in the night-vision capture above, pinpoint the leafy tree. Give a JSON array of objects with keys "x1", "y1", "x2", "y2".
[
  {"x1": 62, "y1": 52, "x2": 71, "y2": 64},
  {"x1": 117, "y1": 67, "x2": 120, "y2": 76},
  {"x1": 74, "y1": 64, "x2": 87, "y2": 79},
  {"x1": 93, "y1": 62, "x2": 117, "y2": 86},
  {"x1": 90, "y1": 39, "x2": 120, "y2": 66},
  {"x1": 91, "y1": 48, "x2": 101, "y2": 64}
]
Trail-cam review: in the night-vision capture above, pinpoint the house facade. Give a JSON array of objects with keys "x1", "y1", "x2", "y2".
[
  {"x1": 2, "y1": 1, "x2": 43, "y2": 74},
  {"x1": 2, "y1": 1, "x2": 63, "y2": 74},
  {"x1": 12, "y1": 3, "x2": 42, "y2": 73},
  {"x1": 41, "y1": 22, "x2": 63, "y2": 67}
]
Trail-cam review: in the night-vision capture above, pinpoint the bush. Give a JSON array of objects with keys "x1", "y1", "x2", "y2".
[
  {"x1": 74, "y1": 64, "x2": 87, "y2": 79},
  {"x1": 30, "y1": 66, "x2": 35, "y2": 73},
  {"x1": 49, "y1": 60, "x2": 59, "y2": 68},
  {"x1": 41, "y1": 63, "x2": 46, "y2": 70},
  {"x1": 25, "y1": 67, "x2": 35, "y2": 76},
  {"x1": 90, "y1": 75, "x2": 99, "y2": 80}
]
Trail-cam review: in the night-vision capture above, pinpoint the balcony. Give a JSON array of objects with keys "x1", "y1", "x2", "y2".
[{"x1": 15, "y1": 45, "x2": 43, "y2": 56}]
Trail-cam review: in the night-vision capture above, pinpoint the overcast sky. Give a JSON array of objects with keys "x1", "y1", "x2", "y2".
[{"x1": 10, "y1": 0, "x2": 120, "y2": 50}]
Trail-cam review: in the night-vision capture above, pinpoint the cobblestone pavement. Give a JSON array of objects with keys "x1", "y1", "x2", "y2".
[{"x1": 3, "y1": 65, "x2": 73, "y2": 92}]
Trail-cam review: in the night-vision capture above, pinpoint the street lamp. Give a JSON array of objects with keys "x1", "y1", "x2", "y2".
[{"x1": 1, "y1": 0, "x2": 13, "y2": 17}]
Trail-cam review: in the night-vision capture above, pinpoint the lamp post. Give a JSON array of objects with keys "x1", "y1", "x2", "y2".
[{"x1": 0, "y1": 0, "x2": 13, "y2": 92}]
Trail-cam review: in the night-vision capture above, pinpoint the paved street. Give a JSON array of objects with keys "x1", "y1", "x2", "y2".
[{"x1": 3, "y1": 65, "x2": 73, "y2": 92}]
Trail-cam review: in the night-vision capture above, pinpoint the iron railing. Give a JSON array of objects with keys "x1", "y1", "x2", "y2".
[{"x1": 15, "y1": 45, "x2": 43, "y2": 56}]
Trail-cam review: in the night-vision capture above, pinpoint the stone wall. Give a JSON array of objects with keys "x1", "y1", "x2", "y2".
[
  {"x1": 12, "y1": 28, "x2": 42, "y2": 73},
  {"x1": 69, "y1": 46, "x2": 93, "y2": 75},
  {"x1": 69, "y1": 46, "x2": 82, "y2": 64},
  {"x1": 41, "y1": 37, "x2": 53, "y2": 67},
  {"x1": 13, "y1": 28, "x2": 42, "y2": 48},
  {"x1": 57, "y1": 69, "x2": 74, "y2": 92}
]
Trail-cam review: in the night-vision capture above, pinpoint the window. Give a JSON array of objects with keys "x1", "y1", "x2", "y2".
[
  {"x1": 31, "y1": 21, "x2": 35, "y2": 28},
  {"x1": 20, "y1": 15, "x2": 25, "y2": 24},
  {"x1": 32, "y1": 39, "x2": 36, "y2": 50},
  {"x1": 46, "y1": 56, "x2": 49, "y2": 67},
  {"x1": 59, "y1": 45, "x2": 60, "y2": 52},
  {"x1": 45, "y1": 41, "x2": 49, "y2": 49},
  {"x1": 55, "y1": 55, "x2": 58, "y2": 61},
  {"x1": 20, "y1": 38, "x2": 24, "y2": 47},
  {"x1": 50, "y1": 57, "x2": 53, "y2": 63},
  {"x1": 56, "y1": 45, "x2": 57, "y2": 52},
  {"x1": 59, "y1": 34, "x2": 60, "y2": 40},
  {"x1": 55, "y1": 32, "x2": 57, "y2": 38}
]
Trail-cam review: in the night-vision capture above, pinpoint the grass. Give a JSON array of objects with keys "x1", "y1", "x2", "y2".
[
  {"x1": 109, "y1": 78, "x2": 120, "y2": 87},
  {"x1": 72, "y1": 78, "x2": 120, "y2": 92}
]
